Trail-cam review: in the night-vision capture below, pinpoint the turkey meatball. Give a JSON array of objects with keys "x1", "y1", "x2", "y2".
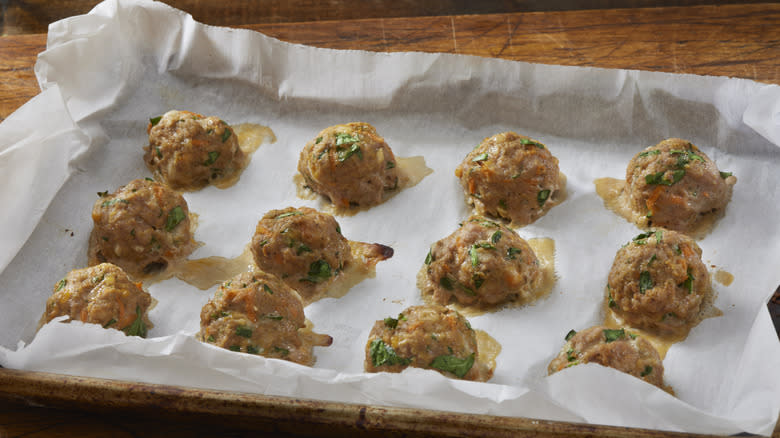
[
  {"x1": 364, "y1": 305, "x2": 492, "y2": 381},
  {"x1": 89, "y1": 178, "x2": 196, "y2": 279},
  {"x1": 251, "y1": 207, "x2": 353, "y2": 302},
  {"x1": 200, "y1": 271, "x2": 332, "y2": 366},
  {"x1": 548, "y1": 326, "x2": 665, "y2": 389},
  {"x1": 625, "y1": 138, "x2": 736, "y2": 233},
  {"x1": 42, "y1": 263, "x2": 152, "y2": 337},
  {"x1": 455, "y1": 132, "x2": 564, "y2": 226},
  {"x1": 298, "y1": 122, "x2": 399, "y2": 208},
  {"x1": 144, "y1": 110, "x2": 244, "y2": 190},
  {"x1": 419, "y1": 216, "x2": 543, "y2": 309},
  {"x1": 607, "y1": 229, "x2": 712, "y2": 336}
]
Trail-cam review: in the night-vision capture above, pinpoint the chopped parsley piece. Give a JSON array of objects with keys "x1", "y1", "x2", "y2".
[
  {"x1": 206, "y1": 335, "x2": 215, "y2": 343},
  {"x1": 645, "y1": 170, "x2": 684, "y2": 186},
  {"x1": 472, "y1": 273, "x2": 484, "y2": 289},
  {"x1": 506, "y1": 247, "x2": 522, "y2": 259},
  {"x1": 337, "y1": 143, "x2": 362, "y2": 162},
  {"x1": 97, "y1": 190, "x2": 109, "y2": 197},
  {"x1": 369, "y1": 339, "x2": 411, "y2": 367},
  {"x1": 247, "y1": 345, "x2": 261, "y2": 355},
  {"x1": 386, "y1": 160, "x2": 396, "y2": 169},
  {"x1": 429, "y1": 353, "x2": 475, "y2": 378},
  {"x1": 145, "y1": 177, "x2": 154, "y2": 182},
  {"x1": 149, "y1": 116, "x2": 162, "y2": 126},
  {"x1": 565, "y1": 329, "x2": 577, "y2": 341},
  {"x1": 719, "y1": 171, "x2": 732, "y2": 179},
  {"x1": 229, "y1": 345, "x2": 241, "y2": 352},
  {"x1": 498, "y1": 199, "x2": 507, "y2": 210},
  {"x1": 156, "y1": 147, "x2": 162, "y2": 158},
  {"x1": 316, "y1": 147, "x2": 329, "y2": 160},
  {"x1": 384, "y1": 316, "x2": 399, "y2": 329},
  {"x1": 315, "y1": 136, "x2": 323, "y2": 144},
  {"x1": 469, "y1": 218, "x2": 500, "y2": 228},
  {"x1": 566, "y1": 348, "x2": 577, "y2": 362},
  {"x1": 425, "y1": 249, "x2": 433, "y2": 265},
  {"x1": 103, "y1": 318, "x2": 117, "y2": 328},
  {"x1": 101, "y1": 199, "x2": 130, "y2": 207},
  {"x1": 638, "y1": 149, "x2": 661, "y2": 158},
  {"x1": 603, "y1": 328, "x2": 625, "y2": 343},
  {"x1": 537, "y1": 189, "x2": 551, "y2": 207},
  {"x1": 236, "y1": 326, "x2": 253, "y2": 338},
  {"x1": 519, "y1": 138, "x2": 544, "y2": 148},
  {"x1": 439, "y1": 276, "x2": 454, "y2": 290},
  {"x1": 608, "y1": 291, "x2": 616, "y2": 308},
  {"x1": 264, "y1": 314, "x2": 284, "y2": 321},
  {"x1": 680, "y1": 268, "x2": 694, "y2": 294},
  {"x1": 648, "y1": 254, "x2": 657, "y2": 266},
  {"x1": 471, "y1": 153, "x2": 488, "y2": 163},
  {"x1": 55, "y1": 279, "x2": 67, "y2": 292},
  {"x1": 273, "y1": 347, "x2": 290, "y2": 356},
  {"x1": 301, "y1": 260, "x2": 332, "y2": 283},
  {"x1": 123, "y1": 305, "x2": 148, "y2": 338},
  {"x1": 165, "y1": 206, "x2": 186, "y2": 231},
  {"x1": 203, "y1": 151, "x2": 220, "y2": 166},
  {"x1": 275, "y1": 211, "x2": 303, "y2": 219},
  {"x1": 263, "y1": 284, "x2": 274, "y2": 295},
  {"x1": 221, "y1": 128, "x2": 232, "y2": 143},
  {"x1": 639, "y1": 271, "x2": 653, "y2": 294},
  {"x1": 335, "y1": 132, "x2": 359, "y2": 146},
  {"x1": 491, "y1": 230, "x2": 502, "y2": 244},
  {"x1": 297, "y1": 243, "x2": 312, "y2": 255},
  {"x1": 469, "y1": 245, "x2": 480, "y2": 267},
  {"x1": 662, "y1": 312, "x2": 677, "y2": 321},
  {"x1": 641, "y1": 365, "x2": 653, "y2": 377}
]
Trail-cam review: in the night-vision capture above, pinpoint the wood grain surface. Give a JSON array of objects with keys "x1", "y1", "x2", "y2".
[{"x1": 0, "y1": 2, "x2": 779, "y2": 437}]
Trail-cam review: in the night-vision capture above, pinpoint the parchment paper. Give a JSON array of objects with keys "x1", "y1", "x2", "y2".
[{"x1": 1, "y1": 0, "x2": 779, "y2": 434}]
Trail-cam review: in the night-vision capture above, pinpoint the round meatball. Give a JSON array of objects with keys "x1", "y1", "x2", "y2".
[
  {"x1": 251, "y1": 206, "x2": 353, "y2": 302},
  {"x1": 625, "y1": 138, "x2": 736, "y2": 233},
  {"x1": 42, "y1": 263, "x2": 152, "y2": 337},
  {"x1": 298, "y1": 122, "x2": 399, "y2": 208},
  {"x1": 365, "y1": 305, "x2": 492, "y2": 381},
  {"x1": 455, "y1": 132, "x2": 563, "y2": 226},
  {"x1": 419, "y1": 216, "x2": 542, "y2": 308},
  {"x1": 199, "y1": 271, "x2": 332, "y2": 365},
  {"x1": 144, "y1": 110, "x2": 244, "y2": 190},
  {"x1": 89, "y1": 178, "x2": 196, "y2": 279},
  {"x1": 548, "y1": 326, "x2": 665, "y2": 389},
  {"x1": 607, "y1": 229, "x2": 711, "y2": 336}
]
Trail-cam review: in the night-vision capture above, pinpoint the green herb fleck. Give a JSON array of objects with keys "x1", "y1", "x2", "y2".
[
  {"x1": 565, "y1": 329, "x2": 577, "y2": 341},
  {"x1": 384, "y1": 316, "x2": 399, "y2": 329},
  {"x1": 301, "y1": 260, "x2": 332, "y2": 283},
  {"x1": 236, "y1": 326, "x2": 253, "y2": 338},
  {"x1": 469, "y1": 245, "x2": 480, "y2": 267},
  {"x1": 149, "y1": 116, "x2": 162, "y2": 126},
  {"x1": 229, "y1": 345, "x2": 241, "y2": 352},
  {"x1": 638, "y1": 149, "x2": 661, "y2": 158},
  {"x1": 263, "y1": 284, "x2": 274, "y2": 295},
  {"x1": 165, "y1": 206, "x2": 186, "y2": 231},
  {"x1": 221, "y1": 128, "x2": 232, "y2": 143},
  {"x1": 55, "y1": 279, "x2": 67, "y2": 292},
  {"x1": 506, "y1": 247, "x2": 522, "y2": 259},
  {"x1": 603, "y1": 328, "x2": 625, "y2": 343},
  {"x1": 429, "y1": 353, "x2": 475, "y2": 378},
  {"x1": 315, "y1": 136, "x2": 323, "y2": 144},
  {"x1": 491, "y1": 230, "x2": 502, "y2": 244},
  {"x1": 519, "y1": 138, "x2": 544, "y2": 148},
  {"x1": 123, "y1": 305, "x2": 148, "y2": 338},
  {"x1": 247, "y1": 345, "x2": 261, "y2": 354},
  {"x1": 386, "y1": 160, "x2": 396, "y2": 169},
  {"x1": 203, "y1": 151, "x2": 220, "y2": 166},
  {"x1": 273, "y1": 346, "x2": 290, "y2": 356},
  {"x1": 103, "y1": 318, "x2": 117, "y2": 328},
  {"x1": 207, "y1": 335, "x2": 215, "y2": 343},
  {"x1": 471, "y1": 153, "x2": 488, "y2": 163},
  {"x1": 335, "y1": 132, "x2": 359, "y2": 145},
  {"x1": 640, "y1": 365, "x2": 653, "y2": 377},
  {"x1": 369, "y1": 339, "x2": 411, "y2": 367},
  {"x1": 537, "y1": 189, "x2": 551, "y2": 207},
  {"x1": 439, "y1": 276, "x2": 454, "y2": 290},
  {"x1": 639, "y1": 271, "x2": 653, "y2": 294},
  {"x1": 97, "y1": 190, "x2": 109, "y2": 197},
  {"x1": 719, "y1": 171, "x2": 732, "y2": 179},
  {"x1": 425, "y1": 249, "x2": 433, "y2": 265},
  {"x1": 566, "y1": 348, "x2": 577, "y2": 362},
  {"x1": 265, "y1": 314, "x2": 284, "y2": 321},
  {"x1": 680, "y1": 267, "x2": 694, "y2": 294},
  {"x1": 336, "y1": 143, "x2": 362, "y2": 162}
]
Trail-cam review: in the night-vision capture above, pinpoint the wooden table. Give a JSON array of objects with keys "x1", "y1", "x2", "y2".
[{"x1": 0, "y1": 2, "x2": 779, "y2": 437}]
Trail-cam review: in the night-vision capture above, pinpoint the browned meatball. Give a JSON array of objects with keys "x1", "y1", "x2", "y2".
[
  {"x1": 455, "y1": 132, "x2": 564, "y2": 226},
  {"x1": 144, "y1": 110, "x2": 244, "y2": 190},
  {"x1": 298, "y1": 122, "x2": 399, "y2": 208},
  {"x1": 625, "y1": 138, "x2": 736, "y2": 233},
  {"x1": 548, "y1": 326, "x2": 665, "y2": 389},
  {"x1": 418, "y1": 216, "x2": 542, "y2": 309},
  {"x1": 251, "y1": 207, "x2": 353, "y2": 302},
  {"x1": 89, "y1": 178, "x2": 196, "y2": 279},
  {"x1": 42, "y1": 263, "x2": 152, "y2": 337},
  {"x1": 364, "y1": 305, "x2": 492, "y2": 381},
  {"x1": 607, "y1": 229, "x2": 712, "y2": 336},
  {"x1": 199, "y1": 271, "x2": 332, "y2": 365}
]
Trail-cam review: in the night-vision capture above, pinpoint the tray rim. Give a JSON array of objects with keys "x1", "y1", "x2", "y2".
[{"x1": 0, "y1": 367, "x2": 740, "y2": 438}]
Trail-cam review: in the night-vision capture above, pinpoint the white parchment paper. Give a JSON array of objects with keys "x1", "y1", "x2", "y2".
[{"x1": 1, "y1": 0, "x2": 779, "y2": 434}]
